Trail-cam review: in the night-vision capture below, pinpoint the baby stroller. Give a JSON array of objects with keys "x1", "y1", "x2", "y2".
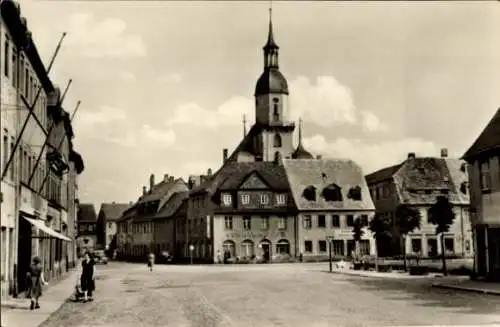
[{"x1": 73, "y1": 284, "x2": 84, "y2": 302}]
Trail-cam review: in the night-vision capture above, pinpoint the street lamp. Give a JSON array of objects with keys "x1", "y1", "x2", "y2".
[{"x1": 326, "y1": 236, "x2": 335, "y2": 273}]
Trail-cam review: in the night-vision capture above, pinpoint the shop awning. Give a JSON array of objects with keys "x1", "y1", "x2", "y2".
[{"x1": 23, "y1": 216, "x2": 72, "y2": 242}]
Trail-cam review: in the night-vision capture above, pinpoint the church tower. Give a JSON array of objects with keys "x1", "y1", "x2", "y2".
[{"x1": 253, "y1": 8, "x2": 295, "y2": 161}]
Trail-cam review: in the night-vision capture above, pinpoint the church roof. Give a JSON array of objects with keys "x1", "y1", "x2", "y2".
[{"x1": 255, "y1": 68, "x2": 289, "y2": 96}]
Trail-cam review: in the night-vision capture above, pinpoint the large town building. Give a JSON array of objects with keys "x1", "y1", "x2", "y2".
[
  {"x1": 463, "y1": 107, "x2": 500, "y2": 281},
  {"x1": 365, "y1": 150, "x2": 472, "y2": 259},
  {"x1": 76, "y1": 204, "x2": 98, "y2": 256},
  {"x1": 96, "y1": 202, "x2": 130, "y2": 250},
  {"x1": 0, "y1": 0, "x2": 84, "y2": 300}
]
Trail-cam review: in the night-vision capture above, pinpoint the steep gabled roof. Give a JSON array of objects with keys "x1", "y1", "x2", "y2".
[
  {"x1": 365, "y1": 164, "x2": 402, "y2": 185},
  {"x1": 157, "y1": 191, "x2": 189, "y2": 218},
  {"x1": 99, "y1": 203, "x2": 131, "y2": 221},
  {"x1": 444, "y1": 159, "x2": 470, "y2": 205},
  {"x1": 137, "y1": 178, "x2": 186, "y2": 203},
  {"x1": 463, "y1": 107, "x2": 500, "y2": 160},
  {"x1": 78, "y1": 204, "x2": 97, "y2": 222},
  {"x1": 217, "y1": 162, "x2": 289, "y2": 192},
  {"x1": 283, "y1": 159, "x2": 375, "y2": 211}
]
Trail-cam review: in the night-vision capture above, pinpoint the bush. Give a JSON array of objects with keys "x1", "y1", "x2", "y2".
[
  {"x1": 409, "y1": 266, "x2": 428, "y2": 275},
  {"x1": 377, "y1": 265, "x2": 392, "y2": 273},
  {"x1": 353, "y1": 263, "x2": 363, "y2": 270}
]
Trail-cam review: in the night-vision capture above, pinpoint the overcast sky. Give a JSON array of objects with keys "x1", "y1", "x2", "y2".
[{"x1": 19, "y1": 0, "x2": 500, "y2": 207}]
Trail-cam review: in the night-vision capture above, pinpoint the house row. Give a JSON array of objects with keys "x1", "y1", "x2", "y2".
[{"x1": 0, "y1": 0, "x2": 85, "y2": 300}]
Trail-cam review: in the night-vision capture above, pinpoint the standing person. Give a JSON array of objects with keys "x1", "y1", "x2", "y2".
[
  {"x1": 80, "y1": 252, "x2": 96, "y2": 303},
  {"x1": 25, "y1": 256, "x2": 48, "y2": 310},
  {"x1": 147, "y1": 252, "x2": 155, "y2": 272}
]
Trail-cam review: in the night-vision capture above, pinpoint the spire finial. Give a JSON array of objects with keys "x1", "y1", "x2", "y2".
[
  {"x1": 243, "y1": 114, "x2": 247, "y2": 137},
  {"x1": 298, "y1": 117, "x2": 303, "y2": 145},
  {"x1": 267, "y1": 1, "x2": 274, "y2": 43}
]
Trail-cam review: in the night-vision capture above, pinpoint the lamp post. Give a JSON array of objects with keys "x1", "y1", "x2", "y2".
[{"x1": 327, "y1": 236, "x2": 335, "y2": 273}]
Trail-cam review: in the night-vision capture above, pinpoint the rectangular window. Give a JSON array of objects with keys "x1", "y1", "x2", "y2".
[
  {"x1": 243, "y1": 216, "x2": 251, "y2": 230},
  {"x1": 4, "y1": 37, "x2": 9, "y2": 77},
  {"x1": 2, "y1": 132, "x2": 8, "y2": 175},
  {"x1": 332, "y1": 240, "x2": 344, "y2": 256},
  {"x1": 360, "y1": 214, "x2": 369, "y2": 227},
  {"x1": 278, "y1": 216, "x2": 287, "y2": 230},
  {"x1": 25, "y1": 68, "x2": 29, "y2": 97},
  {"x1": 276, "y1": 194, "x2": 286, "y2": 206},
  {"x1": 332, "y1": 215, "x2": 340, "y2": 227},
  {"x1": 318, "y1": 240, "x2": 327, "y2": 253},
  {"x1": 318, "y1": 215, "x2": 326, "y2": 228},
  {"x1": 444, "y1": 237, "x2": 455, "y2": 254},
  {"x1": 303, "y1": 215, "x2": 312, "y2": 229},
  {"x1": 260, "y1": 216, "x2": 269, "y2": 230},
  {"x1": 260, "y1": 194, "x2": 269, "y2": 205},
  {"x1": 222, "y1": 194, "x2": 232, "y2": 206},
  {"x1": 427, "y1": 238, "x2": 437, "y2": 257},
  {"x1": 12, "y1": 52, "x2": 17, "y2": 87},
  {"x1": 10, "y1": 137, "x2": 15, "y2": 179},
  {"x1": 347, "y1": 215, "x2": 354, "y2": 227},
  {"x1": 29, "y1": 76, "x2": 34, "y2": 103},
  {"x1": 241, "y1": 194, "x2": 250, "y2": 205},
  {"x1": 19, "y1": 56, "x2": 24, "y2": 95},
  {"x1": 224, "y1": 216, "x2": 233, "y2": 230},
  {"x1": 304, "y1": 240, "x2": 313, "y2": 253},
  {"x1": 411, "y1": 238, "x2": 422, "y2": 254},
  {"x1": 480, "y1": 160, "x2": 491, "y2": 190}
]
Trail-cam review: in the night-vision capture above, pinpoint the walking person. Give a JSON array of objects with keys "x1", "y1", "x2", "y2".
[
  {"x1": 147, "y1": 252, "x2": 155, "y2": 272},
  {"x1": 80, "y1": 252, "x2": 96, "y2": 302},
  {"x1": 25, "y1": 256, "x2": 48, "y2": 310}
]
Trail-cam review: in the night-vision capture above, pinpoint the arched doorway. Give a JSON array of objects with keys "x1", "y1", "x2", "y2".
[
  {"x1": 222, "y1": 240, "x2": 235, "y2": 258},
  {"x1": 259, "y1": 239, "x2": 272, "y2": 262},
  {"x1": 276, "y1": 239, "x2": 290, "y2": 255}
]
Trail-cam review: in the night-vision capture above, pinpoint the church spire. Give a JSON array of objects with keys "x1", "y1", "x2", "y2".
[
  {"x1": 298, "y1": 117, "x2": 303, "y2": 145},
  {"x1": 263, "y1": 2, "x2": 279, "y2": 70},
  {"x1": 292, "y1": 117, "x2": 314, "y2": 159}
]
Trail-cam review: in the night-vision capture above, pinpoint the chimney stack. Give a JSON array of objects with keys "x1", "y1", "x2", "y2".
[
  {"x1": 142, "y1": 186, "x2": 147, "y2": 195},
  {"x1": 440, "y1": 148, "x2": 448, "y2": 158},
  {"x1": 163, "y1": 174, "x2": 169, "y2": 182},
  {"x1": 149, "y1": 174, "x2": 155, "y2": 190},
  {"x1": 223, "y1": 148, "x2": 228, "y2": 163},
  {"x1": 407, "y1": 152, "x2": 416, "y2": 160},
  {"x1": 188, "y1": 177, "x2": 195, "y2": 190},
  {"x1": 207, "y1": 168, "x2": 212, "y2": 176},
  {"x1": 316, "y1": 155, "x2": 322, "y2": 160},
  {"x1": 169, "y1": 176, "x2": 174, "y2": 182},
  {"x1": 112, "y1": 201, "x2": 116, "y2": 204},
  {"x1": 129, "y1": 201, "x2": 133, "y2": 205}
]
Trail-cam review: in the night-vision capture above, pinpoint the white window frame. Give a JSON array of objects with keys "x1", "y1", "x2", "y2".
[
  {"x1": 260, "y1": 216, "x2": 269, "y2": 230},
  {"x1": 222, "y1": 194, "x2": 232, "y2": 206},
  {"x1": 276, "y1": 194, "x2": 286, "y2": 205},
  {"x1": 260, "y1": 194, "x2": 269, "y2": 205},
  {"x1": 243, "y1": 216, "x2": 251, "y2": 230},
  {"x1": 278, "y1": 217, "x2": 287, "y2": 230},
  {"x1": 241, "y1": 194, "x2": 250, "y2": 205}
]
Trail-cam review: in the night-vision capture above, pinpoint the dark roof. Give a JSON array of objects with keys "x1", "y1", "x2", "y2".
[
  {"x1": 283, "y1": 159, "x2": 375, "y2": 211},
  {"x1": 69, "y1": 150, "x2": 84, "y2": 174},
  {"x1": 156, "y1": 191, "x2": 189, "y2": 218},
  {"x1": 217, "y1": 162, "x2": 289, "y2": 192},
  {"x1": 99, "y1": 203, "x2": 130, "y2": 221},
  {"x1": 463, "y1": 107, "x2": 500, "y2": 160},
  {"x1": 0, "y1": 0, "x2": 54, "y2": 93},
  {"x1": 365, "y1": 164, "x2": 402, "y2": 185},
  {"x1": 78, "y1": 204, "x2": 97, "y2": 222},
  {"x1": 137, "y1": 178, "x2": 186, "y2": 203},
  {"x1": 445, "y1": 159, "x2": 470, "y2": 205},
  {"x1": 255, "y1": 68, "x2": 289, "y2": 96},
  {"x1": 292, "y1": 143, "x2": 314, "y2": 159}
]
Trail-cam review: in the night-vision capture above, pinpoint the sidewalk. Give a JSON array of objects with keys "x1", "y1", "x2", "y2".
[
  {"x1": 1, "y1": 268, "x2": 79, "y2": 327},
  {"x1": 330, "y1": 267, "x2": 470, "y2": 281},
  {"x1": 432, "y1": 278, "x2": 500, "y2": 296}
]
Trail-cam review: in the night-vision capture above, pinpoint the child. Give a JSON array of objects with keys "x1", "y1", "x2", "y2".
[{"x1": 147, "y1": 252, "x2": 155, "y2": 272}]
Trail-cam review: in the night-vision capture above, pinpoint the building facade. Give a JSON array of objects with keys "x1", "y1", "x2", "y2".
[
  {"x1": 1, "y1": 0, "x2": 84, "y2": 300},
  {"x1": 366, "y1": 150, "x2": 472, "y2": 259},
  {"x1": 76, "y1": 204, "x2": 98, "y2": 256},
  {"x1": 463, "y1": 107, "x2": 500, "y2": 281},
  {"x1": 96, "y1": 202, "x2": 130, "y2": 250}
]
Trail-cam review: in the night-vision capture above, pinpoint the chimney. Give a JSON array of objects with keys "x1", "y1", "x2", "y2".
[
  {"x1": 407, "y1": 152, "x2": 416, "y2": 160},
  {"x1": 142, "y1": 186, "x2": 147, "y2": 196},
  {"x1": 188, "y1": 177, "x2": 195, "y2": 190},
  {"x1": 223, "y1": 148, "x2": 228, "y2": 163},
  {"x1": 112, "y1": 201, "x2": 116, "y2": 204},
  {"x1": 440, "y1": 148, "x2": 448, "y2": 158},
  {"x1": 169, "y1": 176, "x2": 174, "y2": 182},
  {"x1": 149, "y1": 174, "x2": 155, "y2": 190},
  {"x1": 200, "y1": 175, "x2": 206, "y2": 184},
  {"x1": 316, "y1": 155, "x2": 322, "y2": 160},
  {"x1": 163, "y1": 174, "x2": 169, "y2": 182},
  {"x1": 207, "y1": 168, "x2": 212, "y2": 176}
]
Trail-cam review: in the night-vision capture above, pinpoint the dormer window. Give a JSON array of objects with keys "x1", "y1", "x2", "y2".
[
  {"x1": 222, "y1": 193, "x2": 232, "y2": 206},
  {"x1": 460, "y1": 163, "x2": 467, "y2": 173},
  {"x1": 347, "y1": 186, "x2": 362, "y2": 201},
  {"x1": 260, "y1": 194, "x2": 269, "y2": 205},
  {"x1": 241, "y1": 194, "x2": 250, "y2": 205},
  {"x1": 274, "y1": 134, "x2": 282, "y2": 147},
  {"x1": 322, "y1": 184, "x2": 342, "y2": 202},
  {"x1": 276, "y1": 194, "x2": 287, "y2": 206},
  {"x1": 303, "y1": 186, "x2": 317, "y2": 201},
  {"x1": 460, "y1": 182, "x2": 468, "y2": 194}
]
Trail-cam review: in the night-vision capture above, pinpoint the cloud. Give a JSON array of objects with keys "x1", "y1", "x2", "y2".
[
  {"x1": 141, "y1": 125, "x2": 176, "y2": 146},
  {"x1": 360, "y1": 110, "x2": 389, "y2": 132},
  {"x1": 158, "y1": 73, "x2": 183, "y2": 84},
  {"x1": 65, "y1": 13, "x2": 147, "y2": 58},
  {"x1": 76, "y1": 106, "x2": 127, "y2": 126},
  {"x1": 165, "y1": 96, "x2": 253, "y2": 129},
  {"x1": 120, "y1": 72, "x2": 136, "y2": 82},
  {"x1": 303, "y1": 134, "x2": 441, "y2": 174}
]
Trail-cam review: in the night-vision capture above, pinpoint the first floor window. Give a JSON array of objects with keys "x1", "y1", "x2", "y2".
[
  {"x1": 332, "y1": 215, "x2": 340, "y2": 227},
  {"x1": 243, "y1": 216, "x2": 251, "y2": 230},
  {"x1": 304, "y1": 240, "x2": 313, "y2": 253},
  {"x1": 318, "y1": 215, "x2": 326, "y2": 228},
  {"x1": 303, "y1": 215, "x2": 312, "y2": 229},
  {"x1": 347, "y1": 215, "x2": 354, "y2": 227},
  {"x1": 224, "y1": 216, "x2": 233, "y2": 230},
  {"x1": 278, "y1": 217, "x2": 287, "y2": 230},
  {"x1": 260, "y1": 216, "x2": 269, "y2": 230}
]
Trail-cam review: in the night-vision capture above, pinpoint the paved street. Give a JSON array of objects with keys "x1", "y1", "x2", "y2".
[{"x1": 40, "y1": 262, "x2": 500, "y2": 327}]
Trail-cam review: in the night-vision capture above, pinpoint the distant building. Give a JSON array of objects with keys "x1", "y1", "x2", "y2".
[
  {"x1": 365, "y1": 150, "x2": 472, "y2": 258},
  {"x1": 96, "y1": 202, "x2": 130, "y2": 250},
  {"x1": 76, "y1": 204, "x2": 98, "y2": 256},
  {"x1": 463, "y1": 107, "x2": 500, "y2": 281}
]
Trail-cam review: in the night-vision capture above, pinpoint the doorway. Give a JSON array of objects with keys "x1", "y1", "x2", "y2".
[
  {"x1": 17, "y1": 216, "x2": 32, "y2": 294},
  {"x1": 261, "y1": 242, "x2": 271, "y2": 262}
]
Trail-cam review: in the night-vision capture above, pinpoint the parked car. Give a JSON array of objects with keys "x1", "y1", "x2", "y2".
[
  {"x1": 93, "y1": 250, "x2": 108, "y2": 265},
  {"x1": 158, "y1": 251, "x2": 174, "y2": 264}
]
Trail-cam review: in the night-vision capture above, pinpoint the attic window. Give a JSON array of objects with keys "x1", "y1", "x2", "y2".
[
  {"x1": 460, "y1": 182, "x2": 468, "y2": 194},
  {"x1": 418, "y1": 167, "x2": 425, "y2": 174},
  {"x1": 347, "y1": 186, "x2": 362, "y2": 201},
  {"x1": 460, "y1": 163, "x2": 467, "y2": 173},
  {"x1": 440, "y1": 189, "x2": 449, "y2": 195},
  {"x1": 322, "y1": 184, "x2": 342, "y2": 202},
  {"x1": 303, "y1": 186, "x2": 317, "y2": 201}
]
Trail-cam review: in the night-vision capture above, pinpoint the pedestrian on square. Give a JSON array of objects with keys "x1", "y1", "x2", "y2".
[
  {"x1": 25, "y1": 256, "x2": 48, "y2": 310},
  {"x1": 147, "y1": 252, "x2": 155, "y2": 272},
  {"x1": 80, "y1": 251, "x2": 96, "y2": 303}
]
